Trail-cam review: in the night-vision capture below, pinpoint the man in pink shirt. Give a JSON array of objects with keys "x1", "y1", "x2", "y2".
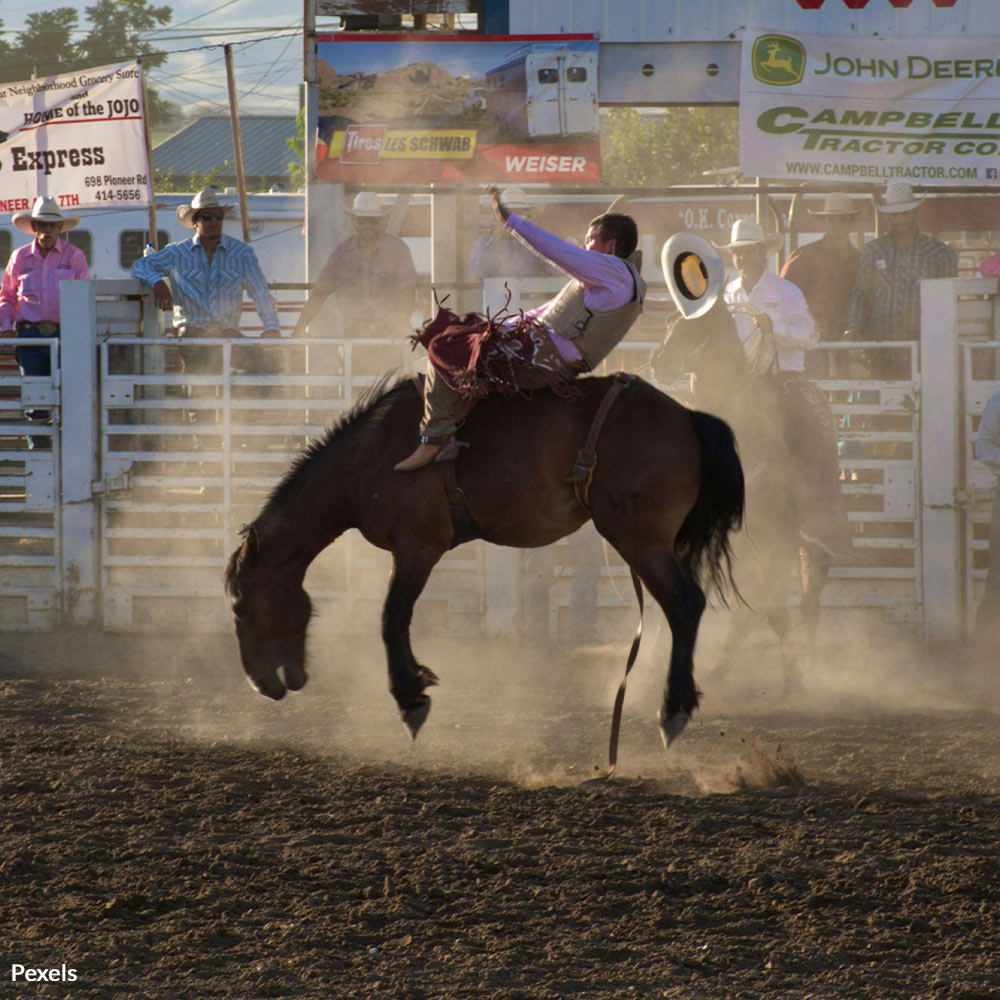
[
  {"x1": 0, "y1": 196, "x2": 91, "y2": 447},
  {"x1": 395, "y1": 186, "x2": 645, "y2": 471}
]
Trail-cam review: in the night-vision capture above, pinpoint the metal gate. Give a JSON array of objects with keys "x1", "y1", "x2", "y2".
[
  {"x1": 0, "y1": 337, "x2": 60, "y2": 629},
  {"x1": 962, "y1": 340, "x2": 1000, "y2": 636},
  {"x1": 85, "y1": 279, "x2": 487, "y2": 634},
  {"x1": 17, "y1": 275, "x2": 997, "y2": 639}
]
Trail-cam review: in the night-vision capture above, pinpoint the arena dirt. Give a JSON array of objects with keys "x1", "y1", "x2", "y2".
[{"x1": 1, "y1": 628, "x2": 998, "y2": 999}]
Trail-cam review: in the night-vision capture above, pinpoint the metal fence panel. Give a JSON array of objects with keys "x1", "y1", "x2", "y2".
[{"x1": 0, "y1": 338, "x2": 60, "y2": 629}]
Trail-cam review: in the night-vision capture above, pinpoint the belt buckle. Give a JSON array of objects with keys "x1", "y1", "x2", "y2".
[{"x1": 36, "y1": 321, "x2": 58, "y2": 335}]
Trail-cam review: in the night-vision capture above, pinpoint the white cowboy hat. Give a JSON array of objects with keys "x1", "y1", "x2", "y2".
[
  {"x1": 176, "y1": 188, "x2": 236, "y2": 227},
  {"x1": 660, "y1": 232, "x2": 726, "y2": 320},
  {"x1": 500, "y1": 185, "x2": 530, "y2": 212},
  {"x1": 343, "y1": 191, "x2": 386, "y2": 218},
  {"x1": 719, "y1": 218, "x2": 783, "y2": 253},
  {"x1": 808, "y1": 192, "x2": 861, "y2": 217},
  {"x1": 876, "y1": 181, "x2": 922, "y2": 214},
  {"x1": 12, "y1": 195, "x2": 80, "y2": 234}
]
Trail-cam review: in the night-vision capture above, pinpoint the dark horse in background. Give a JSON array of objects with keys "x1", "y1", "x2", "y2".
[
  {"x1": 653, "y1": 300, "x2": 832, "y2": 696},
  {"x1": 226, "y1": 374, "x2": 744, "y2": 755}
]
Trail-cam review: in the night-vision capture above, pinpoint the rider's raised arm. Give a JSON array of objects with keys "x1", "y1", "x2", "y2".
[{"x1": 505, "y1": 213, "x2": 632, "y2": 310}]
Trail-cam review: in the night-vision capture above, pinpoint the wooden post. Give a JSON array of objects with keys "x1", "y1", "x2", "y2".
[
  {"x1": 138, "y1": 57, "x2": 158, "y2": 249},
  {"x1": 224, "y1": 44, "x2": 252, "y2": 243}
]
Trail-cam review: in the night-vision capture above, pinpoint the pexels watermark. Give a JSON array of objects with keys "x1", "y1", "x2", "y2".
[{"x1": 11, "y1": 964, "x2": 78, "y2": 983}]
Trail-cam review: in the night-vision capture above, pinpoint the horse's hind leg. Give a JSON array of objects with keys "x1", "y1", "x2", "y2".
[
  {"x1": 799, "y1": 542, "x2": 830, "y2": 646},
  {"x1": 653, "y1": 557, "x2": 707, "y2": 745},
  {"x1": 596, "y1": 525, "x2": 706, "y2": 746},
  {"x1": 383, "y1": 544, "x2": 445, "y2": 739}
]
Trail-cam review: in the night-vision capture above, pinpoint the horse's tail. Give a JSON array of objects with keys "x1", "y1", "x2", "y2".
[{"x1": 675, "y1": 409, "x2": 745, "y2": 601}]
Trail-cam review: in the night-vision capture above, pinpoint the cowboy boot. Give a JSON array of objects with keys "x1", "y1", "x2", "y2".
[{"x1": 394, "y1": 434, "x2": 455, "y2": 472}]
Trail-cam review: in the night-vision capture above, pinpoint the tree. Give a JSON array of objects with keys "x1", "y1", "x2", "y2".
[
  {"x1": 286, "y1": 107, "x2": 306, "y2": 191},
  {"x1": 600, "y1": 106, "x2": 739, "y2": 188},
  {"x1": 2, "y1": 10, "x2": 79, "y2": 78},
  {"x1": 0, "y1": 19, "x2": 10, "y2": 69},
  {"x1": 0, "y1": 0, "x2": 177, "y2": 129}
]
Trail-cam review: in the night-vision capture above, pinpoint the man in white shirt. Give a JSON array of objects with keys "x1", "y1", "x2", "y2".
[
  {"x1": 723, "y1": 220, "x2": 817, "y2": 374},
  {"x1": 721, "y1": 220, "x2": 851, "y2": 558}
]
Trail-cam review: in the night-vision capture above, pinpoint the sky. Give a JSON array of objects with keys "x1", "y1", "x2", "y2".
[{"x1": 0, "y1": 0, "x2": 327, "y2": 118}]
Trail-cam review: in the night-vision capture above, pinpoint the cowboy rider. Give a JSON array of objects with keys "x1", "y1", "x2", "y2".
[
  {"x1": 719, "y1": 219, "x2": 852, "y2": 558},
  {"x1": 395, "y1": 186, "x2": 647, "y2": 471}
]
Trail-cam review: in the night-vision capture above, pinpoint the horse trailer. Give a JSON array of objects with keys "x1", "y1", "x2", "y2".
[{"x1": 486, "y1": 46, "x2": 599, "y2": 140}]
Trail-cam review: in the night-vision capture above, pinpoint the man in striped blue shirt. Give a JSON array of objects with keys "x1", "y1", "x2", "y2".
[{"x1": 131, "y1": 189, "x2": 280, "y2": 375}]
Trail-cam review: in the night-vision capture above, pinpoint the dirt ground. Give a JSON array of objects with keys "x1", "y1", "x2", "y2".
[{"x1": 1, "y1": 625, "x2": 998, "y2": 1000}]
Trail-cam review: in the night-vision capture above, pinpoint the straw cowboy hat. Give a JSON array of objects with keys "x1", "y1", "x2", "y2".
[
  {"x1": 660, "y1": 231, "x2": 726, "y2": 320},
  {"x1": 176, "y1": 188, "x2": 236, "y2": 227},
  {"x1": 809, "y1": 192, "x2": 861, "y2": 217},
  {"x1": 876, "y1": 181, "x2": 922, "y2": 214},
  {"x1": 12, "y1": 195, "x2": 80, "y2": 234},
  {"x1": 719, "y1": 218, "x2": 782, "y2": 253},
  {"x1": 343, "y1": 191, "x2": 386, "y2": 218}
]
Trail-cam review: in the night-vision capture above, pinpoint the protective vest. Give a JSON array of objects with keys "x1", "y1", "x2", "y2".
[{"x1": 537, "y1": 253, "x2": 646, "y2": 371}]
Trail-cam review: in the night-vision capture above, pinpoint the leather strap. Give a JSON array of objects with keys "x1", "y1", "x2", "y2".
[
  {"x1": 607, "y1": 568, "x2": 644, "y2": 777},
  {"x1": 569, "y1": 372, "x2": 635, "y2": 512}
]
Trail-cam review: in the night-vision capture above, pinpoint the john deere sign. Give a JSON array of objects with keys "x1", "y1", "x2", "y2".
[
  {"x1": 751, "y1": 35, "x2": 805, "y2": 87},
  {"x1": 740, "y1": 27, "x2": 1000, "y2": 184}
]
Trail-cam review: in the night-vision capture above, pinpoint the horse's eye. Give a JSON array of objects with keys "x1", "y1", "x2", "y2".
[{"x1": 232, "y1": 597, "x2": 250, "y2": 619}]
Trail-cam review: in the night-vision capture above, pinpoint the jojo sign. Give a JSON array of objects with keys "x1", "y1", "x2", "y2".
[
  {"x1": 0, "y1": 61, "x2": 151, "y2": 214},
  {"x1": 740, "y1": 28, "x2": 1000, "y2": 185},
  {"x1": 314, "y1": 34, "x2": 601, "y2": 184}
]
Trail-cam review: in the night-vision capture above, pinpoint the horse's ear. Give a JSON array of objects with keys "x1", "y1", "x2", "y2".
[
  {"x1": 242, "y1": 526, "x2": 260, "y2": 566},
  {"x1": 661, "y1": 232, "x2": 725, "y2": 319},
  {"x1": 225, "y1": 526, "x2": 260, "y2": 594}
]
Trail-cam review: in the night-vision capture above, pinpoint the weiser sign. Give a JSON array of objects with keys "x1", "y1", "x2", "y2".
[
  {"x1": 313, "y1": 34, "x2": 601, "y2": 184},
  {"x1": 740, "y1": 28, "x2": 1000, "y2": 185},
  {"x1": 0, "y1": 61, "x2": 151, "y2": 212}
]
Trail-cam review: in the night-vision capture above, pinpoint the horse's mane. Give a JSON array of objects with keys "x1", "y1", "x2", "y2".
[
  {"x1": 263, "y1": 372, "x2": 411, "y2": 518},
  {"x1": 224, "y1": 373, "x2": 412, "y2": 596}
]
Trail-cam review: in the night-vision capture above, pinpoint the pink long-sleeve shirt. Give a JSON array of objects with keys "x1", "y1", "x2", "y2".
[
  {"x1": 0, "y1": 238, "x2": 91, "y2": 330},
  {"x1": 503, "y1": 213, "x2": 636, "y2": 362},
  {"x1": 981, "y1": 252, "x2": 1000, "y2": 277}
]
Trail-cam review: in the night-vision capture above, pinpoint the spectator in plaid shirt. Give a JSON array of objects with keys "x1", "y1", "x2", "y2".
[{"x1": 843, "y1": 181, "x2": 956, "y2": 379}]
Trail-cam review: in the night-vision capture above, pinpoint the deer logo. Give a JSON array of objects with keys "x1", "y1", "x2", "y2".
[{"x1": 752, "y1": 35, "x2": 806, "y2": 87}]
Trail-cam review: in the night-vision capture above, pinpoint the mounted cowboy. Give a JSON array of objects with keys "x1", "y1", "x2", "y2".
[
  {"x1": 667, "y1": 222, "x2": 852, "y2": 559},
  {"x1": 395, "y1": 185, "x2": 646, "y2": 471}
]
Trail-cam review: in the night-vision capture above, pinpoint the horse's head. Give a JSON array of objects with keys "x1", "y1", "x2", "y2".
[
  {"x1": 225, "y1": 527, "x2": 312, "y2": 700},
  {"x1": 652, "y1": 300, "x2": 748, "y2": 402}
]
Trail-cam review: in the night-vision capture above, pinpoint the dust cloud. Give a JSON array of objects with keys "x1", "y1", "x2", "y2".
[{"x1": 5, "y1": 561, "x2": 996, "y2": 802}]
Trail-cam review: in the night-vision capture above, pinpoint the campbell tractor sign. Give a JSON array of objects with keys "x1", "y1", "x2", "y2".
[{"x1": 740, "y1": 27, "x2": 1000, "y2": 185}]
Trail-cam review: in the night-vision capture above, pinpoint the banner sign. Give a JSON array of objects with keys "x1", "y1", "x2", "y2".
[
  {"x1": 0, "y1": 60, "x2": 151, "y2": 214},
  {"x1": 740, "y1": 28, "x2": 1000, "y2": 186},
  {"x1": 315, "y1": 34, "x2": 601, "y2": 184}
]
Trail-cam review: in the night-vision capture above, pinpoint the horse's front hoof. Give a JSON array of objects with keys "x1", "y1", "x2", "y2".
[
  {"x1": 402, "y1": 697, "x2": 432, "y2": 741},
  {"x1": 657, "y1": 707, "x2": 690, "y2": 748}
]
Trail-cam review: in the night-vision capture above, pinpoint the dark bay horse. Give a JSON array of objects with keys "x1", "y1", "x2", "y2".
[
  {"x1": 225, "y1": 374, "x2": 744, "y2": 752},
  {"x1": 653, "y1": 300, "x2": 831, "y2": 695}
]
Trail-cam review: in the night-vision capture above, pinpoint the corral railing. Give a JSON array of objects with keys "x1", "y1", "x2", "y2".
[
  {"x1": 0, "y1": 337, "x2": 60, "y2": 628},
  {"x1": 1, "y1": 275, "x2": 995, "y2": 639}
]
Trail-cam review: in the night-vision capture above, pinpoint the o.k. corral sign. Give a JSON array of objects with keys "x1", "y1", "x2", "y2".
[
  {"x1": 739, "y1": 27, "x2": 1000, "y2": 185},
  {"x1": 314, "y1": 34, "x2": 600, "y2": 184}
]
